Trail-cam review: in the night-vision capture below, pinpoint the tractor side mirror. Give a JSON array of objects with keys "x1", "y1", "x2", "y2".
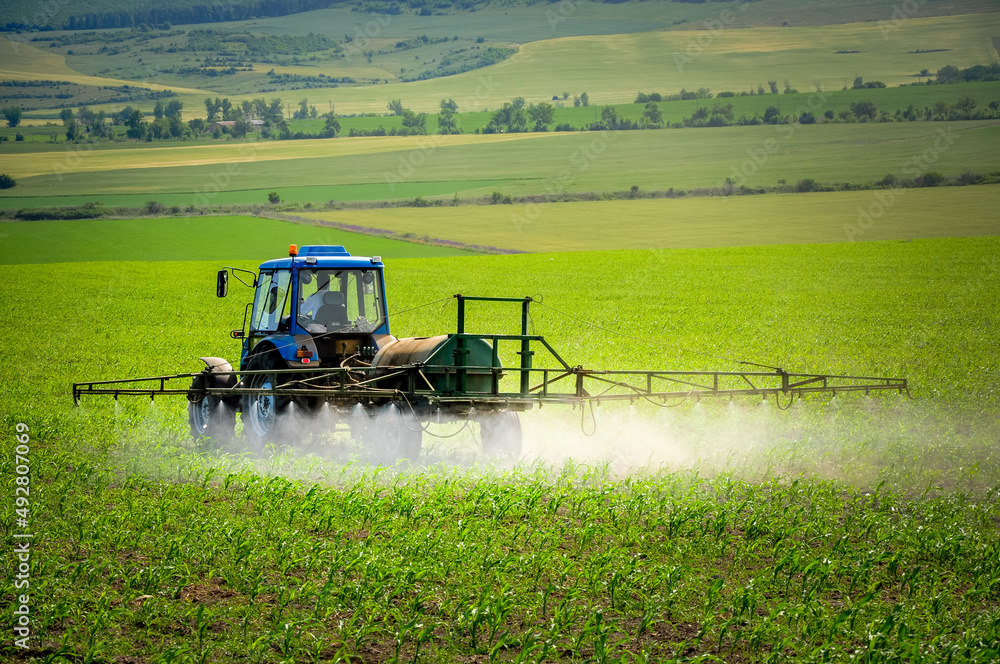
[{"x1": 216, "y1": 270, "x2": 229, "y2": 298}]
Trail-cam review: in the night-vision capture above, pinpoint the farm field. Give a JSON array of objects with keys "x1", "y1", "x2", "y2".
[
  {"x1": 296, "y1": 185, "x2": 1000, "y2": 252},
  {"x1": 2, "y1": 0, "x2": 1000, "y2": 660},
  {"x1": 185, "y1": 13, "x2": 1000, "y2": 115},
  {"x1": 3, "y1": 121, "x2": 998, "y2": 202},
  {"x1": 2, "y1": 239, "x2": 999, "y2": 660},
  {"x1": 8, "y1": 8, "x2": 999, "y2": 119},
  {"x1": 0, "y1": 216, "x2": 474, "y2": 264}
]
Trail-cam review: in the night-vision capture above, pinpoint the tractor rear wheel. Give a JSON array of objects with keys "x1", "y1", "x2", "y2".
[
  {"x1": 241, "y1": 351, "x2": 293, "y2": 452},
  {"x1": 480, "y1": 411, "x2": 522, "y2": 459},
  {"x1": 373, "y1": 403, "x2": 422, "y2": 464}
]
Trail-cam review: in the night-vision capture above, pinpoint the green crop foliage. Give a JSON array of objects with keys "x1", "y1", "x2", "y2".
[
  {"x1": 0, "y1": 216, "x2": 472, "y2": 264},
  {"x1": 1, "y1": 238, "x2": 999, "y2": 660}
]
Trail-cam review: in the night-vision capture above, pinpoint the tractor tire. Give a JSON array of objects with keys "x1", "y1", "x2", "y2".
[
  {"x1": 240, "y1": 351, "x2": 294, "y2": 453},
  {"x1": 372, "y1": 403, "x2": 422, "y2": 464},
  {"x1": 187, "y1": 365, "x2": 236, "y2": 444},
  {"x1": 188, "y1": 394, "x2": 236, "y2": 444},
  {"x1": 480, "y1": 411, "x2": 522, "y2": 460}
]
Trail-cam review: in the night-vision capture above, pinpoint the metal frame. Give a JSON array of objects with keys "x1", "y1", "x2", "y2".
[{"x1": 72, "y1": 295, "x2": 908, "y2": 408}]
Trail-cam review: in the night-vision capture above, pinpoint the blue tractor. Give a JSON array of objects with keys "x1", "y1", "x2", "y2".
[{"x1": 189, "y1": 244, "x2": 521, "y2": 461}]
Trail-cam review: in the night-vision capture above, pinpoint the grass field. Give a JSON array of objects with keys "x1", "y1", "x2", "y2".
[
  {"x1": 10, "y1": 11, "x2": 999, "y2": 119},
  {"x1": 0, "y1": 215, "x2": 473, "y2": 264},
  {"x1": 294, "y1": 185, "x2": 1000, "y2": 252},
  {"x1": 0, "y1": 35, "x2": 209, "y2": 95},
  {"x1": 1, "y1": 239, "x2": 999, "y2": 660},
  {"x1": 211, "y1": 13, "x2": 1000, "y2": 115},
  {"x1": 3, "y1": 121, "x2": 998, "y2": 203}
]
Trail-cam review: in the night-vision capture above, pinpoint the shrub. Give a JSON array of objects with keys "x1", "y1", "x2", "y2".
[
  {"x1": 957, "y1": 170, "x2": 983, "y2": 185},
  {"x1": 145, "y1": 200, "x2": 165, "y2": 214},
  {"x1": 796, "y1": 178, "x2": 819, "y2": 193},
  {"x1": 0, "y1": 173, "x2": 15, "y2": 189},
  {"x1": 491, "y1": 191, "x2": 513, "y2": 205},
  {"x1": 916, "y1": 172, "x2": 945, "y2": 187},
  {"x1": 268, "y1": 192, "x2": 281, "y2": 204}
]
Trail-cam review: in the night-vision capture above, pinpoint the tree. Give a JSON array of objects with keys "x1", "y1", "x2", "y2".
[
  {"x1": 168, "y1": 116, "x2": 185, "y2": 138},
  {"x1": 309, "y1": 105, "x2": 318, "y2": 119},
  {"x1": 763, "y1": 106, "x2": 782, "y2": 124},
  {"x1": 387, "y1": 99, "x2": 404, "y2": 116},
  {"x1": 205, "y1": 97, "x2": 222, "y2": 121},
  {"x1": 149, "y1": 117, "x2": 170, "y2": 139},
  {"x1": 850, "y1": 100, "x2": 877, "y2": 122},
  {"x1": 295, "y1": 98, "x2": 309, "y2": 120},
  {"x1": 153, "y1": 100, "x2": 165, "y2": 120},
  {"x1": 799, "y1": 111, "x2": 816, "y2": 124},
  {"x1": 320, "y1": 112, "x2": 341, "y2": 138},
  {"x1": 2, "y1": 106, "x2": 21, "y2": 128},
  {"x1": 642, "y1": 101, "x2": 663, "y2": 126},
  {"x1": 91, "y1": 110, "x2": 112, "y2": 139},
  {"x1": 268, "y1": 192, "x2": 281, "y2": 203},
  {"x1": 580, "y1": 92, "x2": 589, "y2": 107},
  {"x1": 60, "y1": 108, "x2": 74, "y2": 126},
  {"x1": 165, "y1": 100, "x2": 183, "y2": 119},
  {"x1": 935, "y1": 65, "x2": 960, "y2": 84},
  {"x1": 440, "y1": 98, "x2": 458, "y2": 113},
  {"x1": 221, "y1": 98, "x2": 235, "y2": 121},
  {"x1": 232, "y1": 118, "x2": 251, "y2": 138},
  {"x1": 0, "y1": 174, "x2": 15, "y2": 189},
  {"x1": 954, "y1": 95, "x2": 977, "y2": 118},
  {"x1": 65, "y1": 121, "x2": 81, "y2": 141},
  {"x1": 77, "y1": 105, "x2": 95, "y2": 128},
  {"x1": 437, "y1": 107, "x2": 460, "y2": 134},
  {"x1": 125, "y1": 108, "x2": 147, "y2": 140},
  {"x1": 486, "y1": 102, "x2": 527, "y2": 133},
  {"x1": 768, "y1": 80, "x2": 778, "y2": 94},
  {"x1": 931, "y1": 100, "x2": 950, "y2": 120},
  {"x1": 267, "y1": 98, "x2": 284, "y2": 123},
  {"x1": 527, "y1": 102, "x2": 554, "y2": 131},
  {"x1": 188, "y1": 118, "x2": 206, "y2": 133},
  {"x1": 401, "y1": 109, "x2": 427, "y2": 134}
]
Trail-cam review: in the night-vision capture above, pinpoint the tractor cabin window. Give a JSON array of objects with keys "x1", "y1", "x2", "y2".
[
  {"x1": 251, "y1": 270, "x2": 291, "y2": 333},
  {"x1": 297, "y1": 269, "x2": 385, "y2": 334}
]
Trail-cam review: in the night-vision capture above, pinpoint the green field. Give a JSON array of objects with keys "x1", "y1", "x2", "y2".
[
  {"x1": 292, "y1": 185, "x2": 1000, "y2": 252},
  {"x1": 3, "y1": 122, "x2": 999, "y2": 205},
  {"x1": 183, "y1": 13, "x2": 1000, "y2": 115},
  {"x1": 2, "y1": 2, "x2": 1000, "y2": 660},
  {"x1": 8, "y1": 11, "x2": 999, "y2": 120},
  {"x1": 2, "y1": 239, "x2": 999, "y2": 660},
  {"x1": 0, "y1": 215, "x2": 476, "y2": 264}
]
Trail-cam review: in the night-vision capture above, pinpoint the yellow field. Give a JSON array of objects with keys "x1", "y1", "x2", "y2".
[
  {"x1": 296, "y1": 185, "x2": 1000, "y2": 251},
  {"x1": 237, "y1": 13, "x2": 1000, "y2": 114},
  {"x1": 0, "y1": 36, "x2": 210, "y2": 95},
  {"x1": 0, "y1": 132, "x2": 558, "y2": 179}
]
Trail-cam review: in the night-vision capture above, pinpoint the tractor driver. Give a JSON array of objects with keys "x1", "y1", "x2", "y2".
[{"x1": 299, "y1": 272, "x2": 330, "y2": 319}]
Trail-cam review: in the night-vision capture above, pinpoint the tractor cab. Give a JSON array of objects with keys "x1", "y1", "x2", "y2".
[{"x1": 220, "y1": 245, "x2": 391, "y2": 370}]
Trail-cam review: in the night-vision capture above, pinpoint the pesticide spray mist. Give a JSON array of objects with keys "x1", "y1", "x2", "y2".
[{"x1": 107, "y1": 393, "x2": 998, "y2": 493}]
